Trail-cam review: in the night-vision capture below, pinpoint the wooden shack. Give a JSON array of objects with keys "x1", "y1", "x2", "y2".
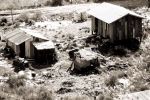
[
  {"x1": 33, "y1": 41, "x2": 57, "y2": 64},
  {"x1": 87, "y1": 2, "x2": 143, "y2": 43},
  {"x1": 4, "y1": 29, "x2": 32, "y2": 58},
  {"x1": 4, "y1": 28, "x2": 57, "y2": 64}
]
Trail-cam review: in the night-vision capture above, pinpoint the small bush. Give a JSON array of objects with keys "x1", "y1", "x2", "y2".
[
  {"x1": 45, "y1": 0, "x2": 63, "y2": 6},
  {"x1": 131, "y1": 83, "x2": 149, "y2": 92},
  {"x1": 45, "y1": 0, "x2": 52, "y2": 6},
  {"x1": 36, "y1": 88, "x2": 54, "y2": 100},
  {"x1": 113, "y1": 71, "x2": 127, "y2": 78},
  {"x1": 97, "y1": 94, "x2": 113, "y2": 100},
  {"x1": 22, "y1": 87, "x2": 54, "y2": 100},
  {"x1": 6, "y1": 76, "x2": 25, "y2": 89},
  {"x1": 1, "y1": 17, "x2": 7, "y2": 23},
  {"x1": 105, "y1": 75, "x2": 117, "y2": 87},
  {"x1": 16, "y1": 13, "x2": 29, "y2": 23},
  {"x1": 51, "y1": 0, "x2": 63, "y2": 6},
  {"x1": 73, "y1": 12, "x2": 88, "y2": 23},
  {"x1": 32, "y1": 11, "x2": 42, "y2": 21}
]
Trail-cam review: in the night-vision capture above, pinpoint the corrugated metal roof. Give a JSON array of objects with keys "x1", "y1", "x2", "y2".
[
  {"x1": 8, "y1": 33, "x2": 31, "y2": 45},
  {"x1": 87, "y1": 2, "x2": 143, "y2": 24},
  {"x1": 33, "y1": 41, "x2": 55, "y2": 50},
  {"x1": 20, "y1": 28, "x2": 49, "y2": 41}
]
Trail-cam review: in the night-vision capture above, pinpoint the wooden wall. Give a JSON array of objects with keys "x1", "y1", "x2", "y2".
[
  {"x1": 7, "y1": 41, "x2": 20, "y2": 56},
  {"x1": 25, "y1": 38, "x2": 34, "y2": 59},
  {"x1": 92, "y1": 15, "x2": 142, "y2": 43}
]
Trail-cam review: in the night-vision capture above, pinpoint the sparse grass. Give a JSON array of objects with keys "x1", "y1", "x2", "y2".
[{"x1": 0, "y1": 81, "x2": 54, "y2": 100}]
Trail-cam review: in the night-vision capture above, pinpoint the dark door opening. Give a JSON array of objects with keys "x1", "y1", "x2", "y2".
[
  {"x1": 20, "y1": 42, "x2": 25, "y2": 58},
  {"x1": 95, "y1": 18, "x2": 98, "y2": 34}
]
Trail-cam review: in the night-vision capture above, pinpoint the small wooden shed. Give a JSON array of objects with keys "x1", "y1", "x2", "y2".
[
  {"x1": 4, "y1": 28, "x2": 57, "y2": 64},
  {"x1": 4, "y1": 29, "x2": 32, "y2": 58},
  {"x1": 87, "y1": 2, "x2": 144, "y2": 43},
  {"x1": 33, "y1": 41, "x2": 57, "y2": 64}
]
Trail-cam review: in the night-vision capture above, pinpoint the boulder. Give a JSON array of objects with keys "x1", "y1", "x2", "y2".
[{"x1": 73, "y1": 49, "x2": 99, "y2": 71}]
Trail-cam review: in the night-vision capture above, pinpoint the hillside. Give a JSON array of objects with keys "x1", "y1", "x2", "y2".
[{"x1": 0, "y1": 0, "x2": 147, "y2": 10}]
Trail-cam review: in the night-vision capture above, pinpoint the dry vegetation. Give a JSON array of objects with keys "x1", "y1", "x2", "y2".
[{"x1": 0, "y1": 0, "x2": 150, "y2": 100}]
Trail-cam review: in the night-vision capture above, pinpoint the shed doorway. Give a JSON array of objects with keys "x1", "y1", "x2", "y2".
[
  {"x1": 20, "y1": 42, "x2": 25, "y2": 58},
  {"x1": 95, "y1": 18, "x2": 98, "y2": 33}
]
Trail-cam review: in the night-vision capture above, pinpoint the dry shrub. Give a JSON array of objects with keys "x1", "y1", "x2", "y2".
[
  {"x1": 20, "y1": 86, "x2": 39, "y2": 100},
  {"x1": 130, "y1": 75, "x2": 150, "y2": 92},
  {"x1": 97, "y1": 94, "x2": 113, "y2": 100},
  {"x1": 51, "y1": 0, "x2": 63, "y2": 6},
  {"x1": 16, "y1": 13, "x2": 29, "y2": 23},
  {"x1": 23, "y1": 87, "x2": 54, "y2": 100},
  {"x1": 16, "y1": 12, "x2": 37, "y2": 25},
  {"x1": 0, "y1": 83, "x2": 21, "y2": 100},
  {"x1": 0, "y1": 75, "x2": 54, "y2": 100},
  {"x1": 6, "y1": 75, "x2": 26, "y2": 89},
  {"x1": 105, "y1": 75, "x2": 117, "y2": 87},
  {"x1": 0, "y1": 17, "x2": 8, "y2": 26},
  {"x1": 36, "y1": 88, "x2": 54, "y2": 100},
  {"x1": 0, "y1": 67, "x2": 14, "y2": 77},
  {"x1": 45, "y1": 0, "x2": 52, "y2": 6},
  {"x1": 131, "y1": 83, "x2": 149, "y2": 92},
  {"x1": 45, "y1": 0, "x2": 63, "y2": 6},
  {"x1": 0, "y1": 87, "x2": 9, "y2": 100},
  {"x1": 73, "y1": 12, "x2": 88, "y2": 23},
  {"x1": 32, "y1": 11, "x2": 42, "y2": 21},
  {"x1": 19, "y1": 87, "x2": 54, "y2": 100},
  {"x1": 113, "y1": 71, "x2": 127, "y2": 78},
  {"x1": 105, "y1": 71, "x2": 127, "y2": 87},
  {"x1": 130, "y1": 79, "x2": 150, "y2": 92}
]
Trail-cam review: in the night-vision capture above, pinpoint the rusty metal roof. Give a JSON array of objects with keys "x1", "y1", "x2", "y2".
[
  {"x1": 87, "y1": 2, "x2": 143, "y2": 24},
  {"x1": 33, "y1": 41, "x2": 55, "y2": 50}
]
